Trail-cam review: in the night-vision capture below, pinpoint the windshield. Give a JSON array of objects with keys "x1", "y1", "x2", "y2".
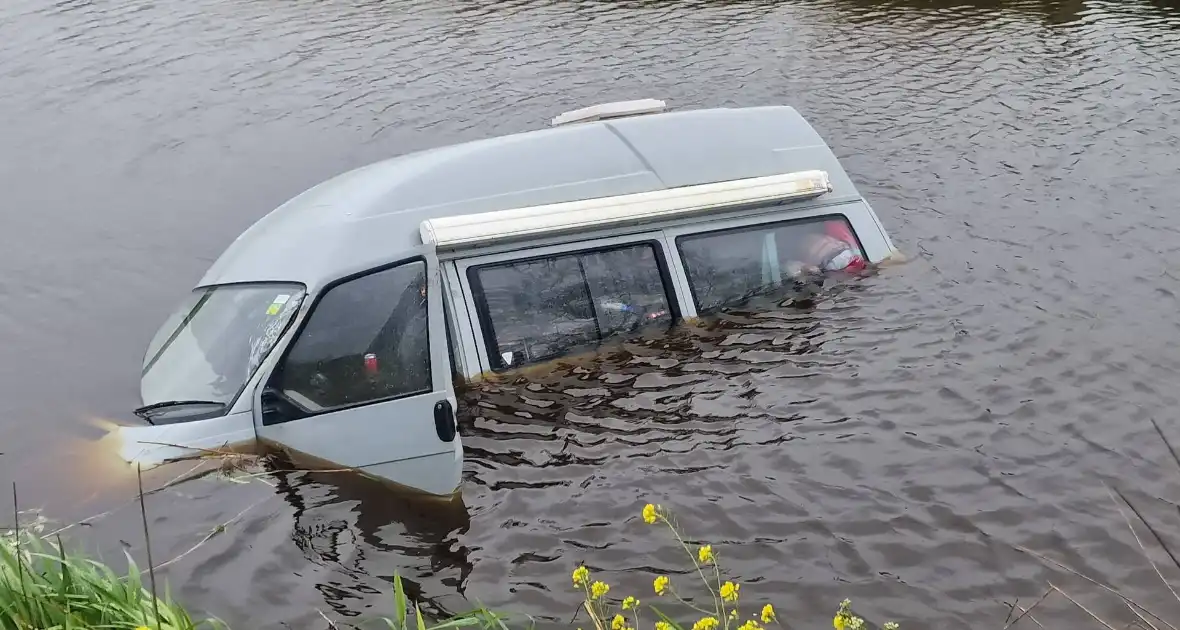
[{"x1": 140, "y1": 283, "x2": 306, "y2": 410}]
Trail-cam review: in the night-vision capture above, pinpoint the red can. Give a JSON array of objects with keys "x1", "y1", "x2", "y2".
[{"x1": 363, "y1": 353, "x2": 379, "y2": 374}]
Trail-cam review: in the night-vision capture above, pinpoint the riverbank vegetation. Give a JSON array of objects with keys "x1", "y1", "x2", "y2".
[
  {"x1": 0, "y1": 480, "x2": 880, "y2": 630},
  {"x1": 0, "y1": 529, "x2": 215, "y2": 630},
  {"x1": 569, "y1": 502, "x2": 896, "y2": 630},
  {"x1": 10, "y1": 419, "x2": 1180, "y2": 630},
  {"x1": 1, "y1": 500, "x2": 872, "y2": 630}
]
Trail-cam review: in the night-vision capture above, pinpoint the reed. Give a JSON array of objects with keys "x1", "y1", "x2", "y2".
[{"x1": 1004, "y1": 417, "x2": 1180, "y2": 630}]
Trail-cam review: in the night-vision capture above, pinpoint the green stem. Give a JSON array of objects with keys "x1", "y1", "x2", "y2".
[
  {"x1": 659, "y1": 516, "x2": 721, "y2": 616},
  {"x1": 712, "y1": 564, "x2": 729, "y2": 630},
  {"x1": 669, "y1": 587, "x2": 718, "y2": 617}
]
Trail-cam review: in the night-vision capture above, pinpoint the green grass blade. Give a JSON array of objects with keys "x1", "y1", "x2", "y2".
[
  {"x1": 649, "y1": 606, "x2": 687, "y2": 630},
  {"x1": 393, "y1": 572, "x2": 408, "y2": 630},
  {"x1": 422, "y1": 616, "x2": 487, "y2": 630}
]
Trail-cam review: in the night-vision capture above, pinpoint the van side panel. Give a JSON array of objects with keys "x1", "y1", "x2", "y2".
[{"x1": 446, "y1": 205, "x2": 888, "y2": 380}]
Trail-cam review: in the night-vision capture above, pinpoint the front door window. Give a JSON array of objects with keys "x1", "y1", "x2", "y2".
[{"x1": 264, "y1": 260, "x2": 431, "y2": 422}]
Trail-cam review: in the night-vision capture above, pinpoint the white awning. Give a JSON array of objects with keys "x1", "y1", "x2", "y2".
[{"x1": 419, "y1": 170, "x2": 832, "y2": 251}]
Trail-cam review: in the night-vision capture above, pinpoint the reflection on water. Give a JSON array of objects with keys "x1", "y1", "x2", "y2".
[
  {"x1": 265, "y1": 457, "x2": 474, "y2": 620},
  {"x1": 3, "y1": 0, "x2": 1180, "y2": 628}
]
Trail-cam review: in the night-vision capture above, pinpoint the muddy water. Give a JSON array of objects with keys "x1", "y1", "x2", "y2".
[{"x1": 3, "y1": 0, "x2": 1180, "y2": 628}]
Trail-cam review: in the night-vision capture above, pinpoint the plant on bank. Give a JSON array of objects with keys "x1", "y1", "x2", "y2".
[
  {"x1": 0, "y1": 530, "x2": 222, "y2": 630},
  {"x1": 382, "y1": 572, "x2": 512, "y2": 630},
  {"x1": 3, "y1": 500, "x2": 902, "y2": 630},
  {"x1": 570, "y1": 504, "x2": 899, "y2": 630}
]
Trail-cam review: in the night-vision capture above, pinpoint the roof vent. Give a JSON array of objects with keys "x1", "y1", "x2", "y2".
[{"x1": 550, "y1": 99, "x2": 667, "y2": 127}]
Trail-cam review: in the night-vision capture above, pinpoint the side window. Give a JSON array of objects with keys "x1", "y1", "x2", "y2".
[
  {"x1": 677, "y1": 215, "x2": 866, "y2": 313},
  {"x1": 268, "y1": 260, "x2": 432, "y2": 415},
  {"x1": 469, "y1": 243, "x2": 674, "y2": 370}
]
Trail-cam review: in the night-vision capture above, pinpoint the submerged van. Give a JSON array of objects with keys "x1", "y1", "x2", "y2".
[{"x1": 123, "y1": 100, "x2": 898, "y2": 496}]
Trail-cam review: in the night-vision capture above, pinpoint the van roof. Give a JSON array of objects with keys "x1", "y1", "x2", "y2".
[{"x1": 198, "y1": 105, "x2": 864, "y2": 291}]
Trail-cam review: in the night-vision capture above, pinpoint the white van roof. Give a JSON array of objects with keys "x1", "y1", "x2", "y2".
[{"x1": 198, "y1": 105, "x2": 865, "y2": 292}]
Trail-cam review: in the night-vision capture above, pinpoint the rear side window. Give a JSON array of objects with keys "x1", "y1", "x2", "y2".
[
  {"x1": 270, "y1": 260, "x2": 432, "y2": 413},
  {"x1": 469, "y1": 243, "x2": 674, "y2": 370},
  {"x1": 678, "y1": 215, "x2": 866, "y2": 313}
]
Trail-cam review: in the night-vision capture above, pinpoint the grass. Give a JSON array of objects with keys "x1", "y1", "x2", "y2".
[
  {"x1": 13, "y1": 418, "x2": 1180, "y2": 630},
  {"x1": 1, "y1": 470, "x2": 225, "y2": 630},
  {"x1": 0, "y1": 458, "x2": 516, "y2": 630},
  {"x1": 375, "y1": 573, "x2": 512, "y2": 630},
  {"x1": 0, "y1": 529, "x2": 515, "y2": 630},
  {"x1": 0, "y1": 529, "x2": 511, "y2": 630},
  {"x1": 0, "y1": 530, "x2": 220, "y2": 630}
]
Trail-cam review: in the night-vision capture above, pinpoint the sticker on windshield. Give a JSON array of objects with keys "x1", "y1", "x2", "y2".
[{"x1": 266, "y1": 294, "x2": 291, "y2": 315}]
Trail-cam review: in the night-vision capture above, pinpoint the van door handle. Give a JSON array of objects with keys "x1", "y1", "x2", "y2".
[{"x1": 434, "y1": 400, "x2": 457, "y2": 442}]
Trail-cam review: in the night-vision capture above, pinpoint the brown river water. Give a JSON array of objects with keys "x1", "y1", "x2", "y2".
[{"x1": 3, "y1": 0, "x2": 1180, "y2": 628}]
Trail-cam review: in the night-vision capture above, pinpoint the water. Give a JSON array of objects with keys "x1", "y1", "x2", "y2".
[{"x1": 2, "y1": 0, "x2": 1180, "y2": 627}]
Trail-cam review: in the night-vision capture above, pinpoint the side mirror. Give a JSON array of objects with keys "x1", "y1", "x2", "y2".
[
  {"x1": 259, "y1": 387, "x2": 313, "y2": 425},
  {"x1": 259, "y1": 387, "x2": 284, "y2": 426}
]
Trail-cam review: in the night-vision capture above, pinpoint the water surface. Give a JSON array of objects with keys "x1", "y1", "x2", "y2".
[{"x1": 2, "y1": 0, "x2": 1180, "y2": 627}]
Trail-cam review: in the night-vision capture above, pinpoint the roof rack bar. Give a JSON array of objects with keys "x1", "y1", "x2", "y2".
[
  {"x1": 420, "y1": 170, "x2": 833, "y2": 251},
  {"x1": 551, "y1": 99, "x2": 667, "y2": 126}
]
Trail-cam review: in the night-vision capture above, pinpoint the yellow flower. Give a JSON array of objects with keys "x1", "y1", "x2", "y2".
[
  {"x1": 623, "y1": 596, "x2": 639, "y2": 610},
  {"x1": 697, "y1": 544, "x2": 714, "y2": 564},
  {"x1": 692, "y1": 617, "x2": 719, "y2": 630},
  {"x1": 656, "y1": 623, "x2": 672, "y2": 630},
  {"x1": 739, "y1": 621, "x2": 761, "y2": 630},
  {"x1": 760, "y1": 604, "x2": 776, "y2": 624},
  {"x1": 835, "y1": 599, "x2": 863, "y2": 630},
  {"x1": 720, "y1": 581, "x2": 739, "y2": 602},
  {"x1": 572, "y1": 565, "x2": 590, "y2": 587},
  {"x1": 729, "y1": 610, "x2": 739, "y2": 621},
  {"x1": 643, "y1": 503, "x2": 660, "y2": 524},
  {"x1": 653, "y1": 575, "x2": 670, "y2": 595},
  {"x1": 591, "y1": 581, "x2": 610, "y2": 600},
  {"x1": 613, "y1": 615, "x2": 626, "y2": 630},
  {"x1": 835, "y1": 614, "x2": 866, "y2": 630}
]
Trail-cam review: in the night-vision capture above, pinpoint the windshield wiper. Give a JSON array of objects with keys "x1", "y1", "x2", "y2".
[{"x1": 134, "y1": 399, "x2": 227, "y2": 422}]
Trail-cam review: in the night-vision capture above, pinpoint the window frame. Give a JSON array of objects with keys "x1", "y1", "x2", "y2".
[
  {"x1": 463, "y1": 237, "x2": 681, "y2": 373},
  {"x1": 673, "y1": 212, "x2": 868, "y2": 314},
  {"x1": 440, "y1": 283, "x2": 466, "y2": 384},
  {"x1": 263, "y1": 255, "x2": 434, "y2": 419}
]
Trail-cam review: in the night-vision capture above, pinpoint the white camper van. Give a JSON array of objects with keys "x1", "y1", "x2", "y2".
[{"x1": 125, "y1": 100, "x2": 897, "y2": 496}]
